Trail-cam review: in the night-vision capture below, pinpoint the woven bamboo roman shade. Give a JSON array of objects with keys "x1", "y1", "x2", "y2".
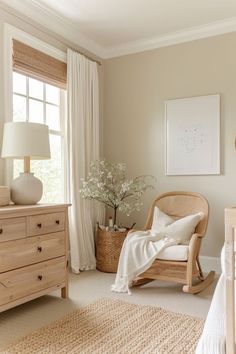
[{"x1": 12, "y1": 39, "x2": 67, "y2": 89}]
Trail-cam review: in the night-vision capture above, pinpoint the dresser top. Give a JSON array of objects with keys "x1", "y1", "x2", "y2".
[{"x1": 0, "y1": 203, "x2": 71, "y2": 217}]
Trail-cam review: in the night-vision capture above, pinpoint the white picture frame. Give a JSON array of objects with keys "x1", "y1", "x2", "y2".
[{"x1": 165, "y1": 94, "x2": 220, "y2": 175}]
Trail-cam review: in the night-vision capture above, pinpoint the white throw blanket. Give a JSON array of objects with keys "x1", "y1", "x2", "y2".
[{"x1": 111, "y1": 230, "x2": 177, "y2": 294}]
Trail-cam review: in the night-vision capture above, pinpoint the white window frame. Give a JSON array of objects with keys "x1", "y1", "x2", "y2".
[{"x1": 3, "y1": 23, "x2": 67, "y2": 199}]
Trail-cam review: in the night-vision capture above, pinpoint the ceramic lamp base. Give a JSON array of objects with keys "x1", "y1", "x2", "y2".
[{"x1": 11, "y1": 173, "x2": 43, "y2": 205}]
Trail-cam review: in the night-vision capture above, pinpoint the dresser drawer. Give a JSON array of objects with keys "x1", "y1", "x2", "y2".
[
  {"x1": 29, "y1": 212, "x2": 65, "y2": 236},
  {"x1": 0, "y1": 257, "x2": 66, "y2": 306},
  {"x1": 0, "y1": 217, "x2": 26, "y2": 242},
  {"x1": 0, "y1": 232, "x2": 65, "y2": 273}
]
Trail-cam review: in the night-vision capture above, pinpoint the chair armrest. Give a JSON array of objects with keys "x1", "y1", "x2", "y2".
[
  {"x1": 191, "y1": 233, "x2": 204, "y2": 238},
  {"x1": 189, "y1": 233, "x2": 203, "y2": 247},
  {"x1": 188, "y1": 233, "x2": 203, "y2": 260}
]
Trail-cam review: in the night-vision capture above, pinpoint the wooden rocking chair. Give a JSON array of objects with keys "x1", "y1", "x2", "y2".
[{"x1": 132, "y1": 191, "x2": 215, "y2": 294}]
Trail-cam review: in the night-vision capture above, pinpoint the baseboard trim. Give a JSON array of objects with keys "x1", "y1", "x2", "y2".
[{"x1": 199, "y1": 255, "x2": 221, "y2": 274}]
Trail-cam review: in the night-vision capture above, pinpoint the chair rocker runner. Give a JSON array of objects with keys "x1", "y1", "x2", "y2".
[{"x1": 132, "y1": 191, "x2": 215, "y2": 294}]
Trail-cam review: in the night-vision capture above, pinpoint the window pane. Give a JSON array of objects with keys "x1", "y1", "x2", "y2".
[
  {"x1": 13, "y1": 72, "x2": 26, "y2": 95},
  {"x1": 29, "y1": 78, "x2": 43, "y2": 100},
  {"x1": 46, "y1": 84, "x2": 59, "y2": 105},
  {"x1": 12, "y1": 72, "x2": 65, "y2": 205},
  {"x1": 13, "y1": 94, "x2": 26, "y2": 122},
  {"x1": 31, "y1": 135, "x2": 63, "y2": 203},
  {"x1": 29, "y1": 99, "x2": 44, "y2": 123},
  {"x1": 46, "y1": 104, "x2": 60, "y2": 131}
]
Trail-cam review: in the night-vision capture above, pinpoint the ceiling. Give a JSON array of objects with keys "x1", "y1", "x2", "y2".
[{"x1": 2, "y1": 0, "x2": 236, "y2": 58}]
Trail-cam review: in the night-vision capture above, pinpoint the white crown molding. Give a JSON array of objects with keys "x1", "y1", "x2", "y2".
[
  {"x1": 0, "y1": 0, "x2": 105, "y2": 59},
  {"x1": 104, "y1": 16, "x2": 236, "y2": 58},
  {"x1": 1, "y1": 0, "x2": 236, "y2": 59}
]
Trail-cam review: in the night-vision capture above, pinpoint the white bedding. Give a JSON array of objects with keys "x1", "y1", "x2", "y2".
[{"x1": 196, "y1": 247, "x2": 226, "y2": 354}]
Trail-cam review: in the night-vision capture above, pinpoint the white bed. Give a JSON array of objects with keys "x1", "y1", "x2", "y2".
[{"x1": 196, "y1": 207, "x2": 236, "y2": 354}]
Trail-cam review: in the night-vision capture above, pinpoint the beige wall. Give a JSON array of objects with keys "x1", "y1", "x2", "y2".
[
  {"x1": 104, "y1": 33, "x2": 236, "y2": 258},
  {"x1": 1, "y1": 4, "x2": 235, "y2": 258}
]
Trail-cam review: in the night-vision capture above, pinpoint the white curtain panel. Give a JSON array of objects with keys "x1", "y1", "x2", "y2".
[{"x1": 66, "y1": 49, "x2": 104, "y2": 273}]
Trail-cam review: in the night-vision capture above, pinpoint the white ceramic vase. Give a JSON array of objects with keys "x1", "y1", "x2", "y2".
[{"x1": 11, "y1": 173, "x2": 43, "y2": 205}]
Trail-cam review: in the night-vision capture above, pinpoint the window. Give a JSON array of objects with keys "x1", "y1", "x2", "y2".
[{"x1": 13, "y1": 72, "x2": 66, "y2": 203}]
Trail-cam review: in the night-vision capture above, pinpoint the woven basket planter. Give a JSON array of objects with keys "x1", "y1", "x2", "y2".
[{"x1": 96, "y1": 229, "x2": 128, "y2": 273}]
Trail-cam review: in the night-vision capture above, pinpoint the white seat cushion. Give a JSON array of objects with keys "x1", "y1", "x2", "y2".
[{"x1": 157, "y1": 245, "x2": 189, "y2": 261}]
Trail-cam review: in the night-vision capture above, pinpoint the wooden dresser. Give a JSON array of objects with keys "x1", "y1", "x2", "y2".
[{"x1": 0, "y1": 203, "x2": 70, "y2": 312}]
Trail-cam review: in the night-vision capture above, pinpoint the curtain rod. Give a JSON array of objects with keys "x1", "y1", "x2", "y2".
[
  {"x1": 66, "y1": 47, "x2": 101, "y2": 66},
  {"x1": 0, "y1": 4, "x2": 102, "y2": 66}
]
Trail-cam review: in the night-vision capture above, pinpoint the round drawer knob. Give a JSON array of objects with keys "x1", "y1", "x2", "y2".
[
  {"x1": 0, "y1": 228, "x2": 3, "y2": 234},
  {"x1": 55, "y1": 220, "x2": 60, "y2": 225},
  {"x1": 38, "y1": 275, "x2": 43, "y2": 281},
  {"x1": 37, "y1": 246, "x2": 42, "y2": 253},
  {"x1": 37, "y1": 223, "x2": 42, "y2": 229}
]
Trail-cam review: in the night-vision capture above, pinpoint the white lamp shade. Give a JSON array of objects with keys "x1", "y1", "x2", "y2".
[{"x1": 1, "y1": 122, "x2": 50, "y2": 159}]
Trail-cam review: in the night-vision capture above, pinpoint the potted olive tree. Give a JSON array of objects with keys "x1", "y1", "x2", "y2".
[{"x1": 80, "y1": 160, "x2": 155, "y2": 272}]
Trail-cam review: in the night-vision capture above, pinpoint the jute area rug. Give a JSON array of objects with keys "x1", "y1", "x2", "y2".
[{"x1": 1, "y1": 298, "x2": 204, "y2": 354}]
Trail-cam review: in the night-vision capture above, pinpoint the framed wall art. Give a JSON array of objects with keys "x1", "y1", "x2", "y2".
[{"x1": 165, "y1": 94, "x2": 220, "y2": 175}]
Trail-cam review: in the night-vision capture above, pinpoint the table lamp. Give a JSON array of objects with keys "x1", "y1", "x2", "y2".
[{"x1": 1, "y1": 122, "x2": 50, "y2": 204}]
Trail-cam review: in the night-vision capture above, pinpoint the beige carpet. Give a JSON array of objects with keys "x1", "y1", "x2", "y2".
[{"x1": 1, "y1": 298, "x2": 204, "y2": 354}]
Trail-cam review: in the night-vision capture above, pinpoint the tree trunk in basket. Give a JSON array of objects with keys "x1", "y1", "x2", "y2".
[{"x1": 113, "y1": 207, "x2": 118, "y2": 225}]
